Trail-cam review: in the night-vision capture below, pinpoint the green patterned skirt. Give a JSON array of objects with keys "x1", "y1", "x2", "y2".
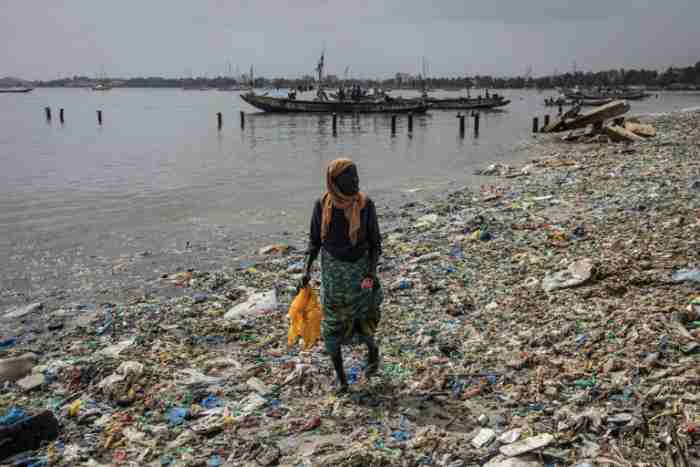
[{"x1": 320, "y1": 249, "x2": 383, "y2": 354}]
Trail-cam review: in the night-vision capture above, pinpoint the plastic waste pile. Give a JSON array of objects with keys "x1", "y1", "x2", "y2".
[{"x1": 1, "y1": 110, "x2": 700, "y2": 466}]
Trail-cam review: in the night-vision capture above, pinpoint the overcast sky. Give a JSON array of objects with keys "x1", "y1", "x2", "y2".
[{"x1": 2, "y1": 0, "x2": 699, "y2": 80}]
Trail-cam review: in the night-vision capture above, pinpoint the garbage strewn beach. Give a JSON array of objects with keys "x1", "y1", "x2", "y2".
[{"x1": 1, "y1": 110, "x2": 700, "y2": 466}]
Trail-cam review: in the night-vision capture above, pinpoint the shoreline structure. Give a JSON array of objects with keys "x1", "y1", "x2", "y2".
[{"x1": 1, "y1": 109, "x2": 699, "y2": 464}]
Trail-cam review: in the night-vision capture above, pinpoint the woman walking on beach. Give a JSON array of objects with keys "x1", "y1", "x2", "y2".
[{"x1": 300, "y1": 158, "x2": 383, "y2": 394}]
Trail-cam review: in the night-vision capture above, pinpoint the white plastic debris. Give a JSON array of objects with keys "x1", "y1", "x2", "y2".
[
  {"x1": 224, "y1": 290, "x2": 278, "y2": 319},
  {"x1": 542, "y1": 258, "x2": 593, "y2": 292},
  {"x1": 471, "y1": 428, "x2": 496, "y2": 449},
  {"x1": 3, "y1": 302, "x2": 42, "y2": 320},
  {"x1": 484, "y1": 454, "x2": 542, "y2": 467},
  {"x1": 498, "y1": 428, "x2": 523, "y2": 444},
  {"x1": 499, "y1": 433, "x2": 554, "y2": 457}
]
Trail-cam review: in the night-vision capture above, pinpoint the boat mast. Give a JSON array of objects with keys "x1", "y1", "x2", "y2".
[
  {"x1": 343, "y1": 65, "x2": 350, "y2": 89},
  {"x1": 316, "y1": 48, "x2": 325, "y2": 86}
]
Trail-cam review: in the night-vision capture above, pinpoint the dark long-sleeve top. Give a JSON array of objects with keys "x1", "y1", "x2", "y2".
[{"x1": 307, "y1": 197, "x2": 382, "y2": 277}]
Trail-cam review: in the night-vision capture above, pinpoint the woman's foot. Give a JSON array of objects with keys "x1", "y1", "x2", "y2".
[
  {"x1": 330, "y1": 349, "x2": 349, "y2": 392},
  {"x1": 365, "y1": 345, "x2": 380, "y2": 378}
]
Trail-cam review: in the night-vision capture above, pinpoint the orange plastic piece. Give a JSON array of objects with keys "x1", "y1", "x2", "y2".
[{"x1": 287, "y1": 286, "x2": 322, "y2": 350}]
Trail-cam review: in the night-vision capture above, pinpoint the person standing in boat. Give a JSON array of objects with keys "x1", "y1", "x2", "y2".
[{"x1": 299, "y1": 158, "x2": 383, "y2": 394}]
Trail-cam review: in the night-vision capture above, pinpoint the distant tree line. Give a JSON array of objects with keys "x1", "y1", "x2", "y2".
[
  {"x1": 33, "y1": 62, "x2": 700, "y2": 90},
  {"x1": 36, "y1": 76, "x2": 246, "y2": 88}
]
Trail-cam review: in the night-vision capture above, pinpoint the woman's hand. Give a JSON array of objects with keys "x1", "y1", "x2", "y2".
[
  {"x1": 296, "y1": 275, "x2": 310, "y2": 292},
  {"x1": 361, "y1": 277, "x2": 374, "y2": 290}
]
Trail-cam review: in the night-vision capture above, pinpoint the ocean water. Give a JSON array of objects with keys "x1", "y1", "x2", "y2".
[{"x1": 1, "y1": 88, "x2": 698, "y2": 305}]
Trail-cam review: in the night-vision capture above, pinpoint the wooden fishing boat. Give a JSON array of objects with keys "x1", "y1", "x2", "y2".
[
  {"x1": 578, "y1": 98, "x2": 614, "y2": 107},
  {"x1": 426, "y1": 96, "x2": 510, "y2": 110},
  {"x1": 565, "y1": 90, "x2": 649, "y2": 101},
  {"x1": 544, "y1": 97, "x2": 573, "y2": 107},
  {"x1": 0, "y1": 87, "x2": 33, "y2": 93},
  {"x1": 240, "y1": 92, "x2": 428, "y2": 113}
]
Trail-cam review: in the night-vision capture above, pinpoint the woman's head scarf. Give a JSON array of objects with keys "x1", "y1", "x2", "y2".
[{"x1": 321, "y1": 158, "x2": 366, "y2": 245}]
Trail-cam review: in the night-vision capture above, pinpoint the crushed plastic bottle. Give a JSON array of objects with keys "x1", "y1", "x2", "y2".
[{"x1": 671, "y1": 268, "x2": 700, "y2": 283}]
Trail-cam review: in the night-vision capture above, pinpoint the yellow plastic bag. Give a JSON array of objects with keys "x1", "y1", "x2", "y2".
[
  {"x1": 67, "y1": 399, "x2": 82, "y2": 417},
  {"x1": 287, "y1": 286, "x2": 322, "y2": 350}
]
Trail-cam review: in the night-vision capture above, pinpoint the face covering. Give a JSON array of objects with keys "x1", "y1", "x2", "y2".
[{"x1": 334, "y1": 164, "x2": 359, "y2": 196}]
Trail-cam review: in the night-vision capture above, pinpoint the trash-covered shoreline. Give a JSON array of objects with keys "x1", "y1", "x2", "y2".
[{"x1": 2, "y1": 110, "x2": 700, "y2": 466}]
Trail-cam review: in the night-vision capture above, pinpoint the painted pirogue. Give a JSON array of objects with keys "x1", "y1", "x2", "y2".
[
  {"x1": 240, "y1": 93, "x2": 428, "y2": 114},
  {"x1": 564, "y1": 89, "x2": 650, "y2": 100},
  {"x1": 425, "y1": 96, "x2": 511, "y2": 110}
]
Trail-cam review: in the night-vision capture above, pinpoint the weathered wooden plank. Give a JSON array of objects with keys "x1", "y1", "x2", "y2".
[
  {"x1": 604, "y1": 125, "x2": 643, "y2": 143},
  {"x1": 624, "y1": 122, "x2": 657, "y2": 137}
]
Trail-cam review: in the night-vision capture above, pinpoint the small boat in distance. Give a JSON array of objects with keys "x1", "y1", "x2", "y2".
[
  {"x1": 217, "y1": 84, "x2": 244, "y2": 91},
  {"x1": 92, "y1": 66, "x2": 112, "y2": 91},
  {"x1": 0, "y1": 87, "x2": 33, "y2": 93},
  {"x1": 91, "y1": 83, "x2": 112, "y2": 91}
]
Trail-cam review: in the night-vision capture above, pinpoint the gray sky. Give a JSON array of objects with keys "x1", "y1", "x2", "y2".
[{"x1": 2, "y1": 0, "x2": 699, "y2": 80}]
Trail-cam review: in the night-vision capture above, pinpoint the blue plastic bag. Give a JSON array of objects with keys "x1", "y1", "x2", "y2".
[{"x1": 0, "y1": 406, "x2": 27, "y2": 426}]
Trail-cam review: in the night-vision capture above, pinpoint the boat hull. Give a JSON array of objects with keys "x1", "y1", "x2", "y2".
[
  {"x1": 240, "y1": 93, "x2": 428, "y2": 113},
  {"x1": 0, "y1": 88, "x2": 33, "y2": 93},
  {"x1": 578, "y1": 98, "x2": 614, "y2": 107},
  {"x1": 565, "y1": 91, "x2": 648, "y2": 101},
  {"x1": 427, "y1": 98, "x2": 510, "y2": 110}
]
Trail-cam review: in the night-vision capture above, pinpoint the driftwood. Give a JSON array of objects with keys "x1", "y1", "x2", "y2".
[
  {"x1": 544, "y1": 100, "x2": 631, "y2": 133},
  {"x1": 604, "y1": 125, "x2": 643, "y2": 143},
  {"x1": 624, "y1": 122, "x2": 657, "y2": 137}
]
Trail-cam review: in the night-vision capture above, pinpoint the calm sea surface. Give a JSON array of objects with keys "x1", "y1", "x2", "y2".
[{"x1": 1, "y1": 88, "x2": 699, "y2": 305}]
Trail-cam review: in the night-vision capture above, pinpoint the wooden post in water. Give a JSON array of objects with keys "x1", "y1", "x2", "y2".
[
  {"x1": 217, "y1": 112, "x2": 222, "y2": 130},
  {"x1": 558, "y1": 104, "x2": 563, "y2": 116},
  {"x1": 532, "y1": 116, "x2": 539, "y2": 133},
  {"x1": 59, "y1": 108, "x2": 64, "y2": 124},
  {"x1": 473, "y1": 112, "x2": 480, "y2": 137},
  {"x1": 44, "y1": 107, "x2": 51, "y2": 122},
  {"x1": 97, "y1": 110, "x2": 102, "y2": 125},
  {"x1": 544, "y1": 114, "x2": 550, "y2": 129},
  {"x1": 391, "y1": 115, "x2": 396, "y2": 135},
  {"x1": 332, "y1": 113, "x2": 337, "y2": 134},
  {"x1": 458, "y1": 113, "x2": 465, "y2": 136},
  {"x1": 408, "y1": 113, "x2": 413, "y2": 133},
  {"x1": 240, "y1": 111, "x2": 245, "y2": 129}
]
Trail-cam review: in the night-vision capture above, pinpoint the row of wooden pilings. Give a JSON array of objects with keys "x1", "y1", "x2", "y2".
[
  {"x1": 532, "y1": 114, "x2": 552, "y2": 133},
  {"x1": 44, "y1": 107, "x2": 102, "y2": 125},
  {"x1": 532, "y1": 104, "x2": 566, "y2": 133},
  {"x1": 330, "y1": 112, "x2": 480, "y2": 137},
  {"x1": 43, "y1": 106, "x2": 245, "y2": 128},
  {"x1": 216, "y1": 111, "x2": 247, "y2": 129},
  {"x1": 43, "y1": 107, "x2": 481, "y2": 136}
]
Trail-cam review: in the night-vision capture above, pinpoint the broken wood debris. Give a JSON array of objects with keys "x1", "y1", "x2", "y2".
[{"x1": 540, "y1": 99, "x2": 657, "y2": 143}]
